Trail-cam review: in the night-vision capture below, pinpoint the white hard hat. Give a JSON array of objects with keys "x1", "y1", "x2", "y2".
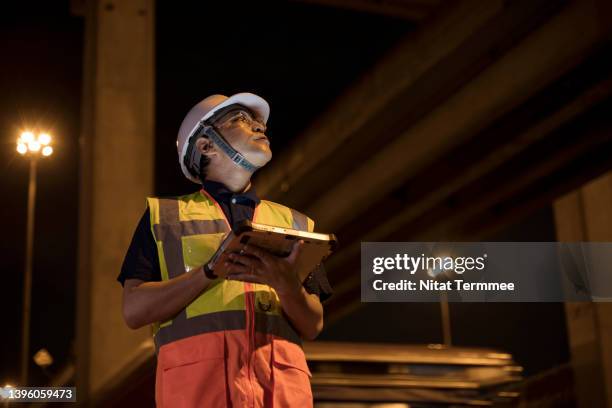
[{"x1": 177, "y1": 92, "x2": 270, "y2": 183}]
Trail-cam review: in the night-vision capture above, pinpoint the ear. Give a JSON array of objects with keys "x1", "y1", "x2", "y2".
[{"x1": 196, "y1": 138, "x2": 216, "y2": 157}]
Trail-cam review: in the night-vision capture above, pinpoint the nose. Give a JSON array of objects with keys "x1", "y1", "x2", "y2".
[{"x1": 252, "y1": 121, "x2": 266, "y2": 133}]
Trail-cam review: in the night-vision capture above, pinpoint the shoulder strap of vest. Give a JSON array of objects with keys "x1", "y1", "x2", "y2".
[
  {"x1": 258, "y1": 200, "x2": 314, "y2": 232},
  {"x1": 147, "y1": 191, "x2": 225, "y2": 230}
]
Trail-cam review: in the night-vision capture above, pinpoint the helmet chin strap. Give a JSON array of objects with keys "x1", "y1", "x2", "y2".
[{"x1": 201, "y1": 124, "x2": 259, "y2": 172}]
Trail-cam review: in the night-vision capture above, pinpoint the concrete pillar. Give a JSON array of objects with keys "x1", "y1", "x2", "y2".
[
  {"x1": 554, "y1": 172, "x2": 612, "y2": 407},
  {"x1": 76, "y1": 0, "x2": 155, "y2": 400}
]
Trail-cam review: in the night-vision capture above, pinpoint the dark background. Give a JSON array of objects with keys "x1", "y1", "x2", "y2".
[
  {"x1": 0, "y1": 1, "x2": 82, "y2": 387},
  {"x1": 0, "y1": 0, "x2": 569, "y2": 387}
]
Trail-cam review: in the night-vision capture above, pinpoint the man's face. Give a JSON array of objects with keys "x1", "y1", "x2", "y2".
[{"x1": 213, "y1": 107, "x2": 272, "y2": 167}]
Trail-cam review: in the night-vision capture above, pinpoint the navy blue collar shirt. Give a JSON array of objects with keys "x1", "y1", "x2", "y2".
[
  {"x1": 117, "y1": 180, "x2": 333, "y2": 302},
  {"x1": 202, "y1": 179, "x2": 260, "y2": 231}
]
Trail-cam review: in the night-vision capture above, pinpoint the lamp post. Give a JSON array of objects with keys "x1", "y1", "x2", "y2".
[
  {"x1": 16, "y1": 131, "x2": 54, "y2": 386},
  {"x1": 427, "y1": 252, "x2": 453, "y2": 347}
]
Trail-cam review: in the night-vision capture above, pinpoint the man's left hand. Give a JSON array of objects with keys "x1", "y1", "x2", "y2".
[{"x1": 225, "y1": 241, "x2": 303, "y2": 296}]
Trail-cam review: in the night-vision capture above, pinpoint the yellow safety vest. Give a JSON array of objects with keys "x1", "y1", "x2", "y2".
[{"x1": 146, "y1": 188, "x2": 315, "y2": 351}]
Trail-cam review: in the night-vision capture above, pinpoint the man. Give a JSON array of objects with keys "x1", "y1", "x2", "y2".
[{"x1": 117, "y1": 92, "x2": 333, "y2": 407}]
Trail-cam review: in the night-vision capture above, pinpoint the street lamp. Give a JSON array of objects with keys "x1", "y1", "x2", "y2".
[{"x1": 16, "y1": 131, "x2": 54, "y2": 386}]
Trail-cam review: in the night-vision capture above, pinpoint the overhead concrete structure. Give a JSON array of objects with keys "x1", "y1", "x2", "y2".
[
  {"x1": 255, "y1": 0, "x2": 612, "y2": 323},
  {"x1": 76, "y1": 0, "x2": 155, "y2": 400}
]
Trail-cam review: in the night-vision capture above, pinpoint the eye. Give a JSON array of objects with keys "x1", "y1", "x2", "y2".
[
  {"x1": 240, "y1": 112, "x2": 254, "y2": 122},
  {"x1": 228, "y1": 112, "x2": 247, "y2": 123}
]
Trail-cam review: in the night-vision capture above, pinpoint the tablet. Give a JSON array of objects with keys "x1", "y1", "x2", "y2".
[{"x1": 206, "y1": 220, "x2": 337, "y2": 282}]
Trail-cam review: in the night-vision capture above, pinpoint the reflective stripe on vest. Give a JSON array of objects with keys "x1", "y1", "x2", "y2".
[{"x1": 147, "y1": 189, "x2": 314, "y2": 350}]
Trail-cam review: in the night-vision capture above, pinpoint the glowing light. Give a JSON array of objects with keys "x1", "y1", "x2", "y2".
[
  {"x1": 28, "y1": 140, "x2": 41, "y2": 152},
  {"x1": 16, "y1": 130, "x2": 56, "y2": 157},
  {"x1": 38, "y1": 133, "x2": 51, "y2": 145},
  {"x1": 42, "y1": 146, "x2": 53, "y2": 156},
  {"x1": 20, "y1": 131, "x2": 34, "y2": 143},
  {"x1": 33, "y1": 348, "x2": 54, "y2": 367}
]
